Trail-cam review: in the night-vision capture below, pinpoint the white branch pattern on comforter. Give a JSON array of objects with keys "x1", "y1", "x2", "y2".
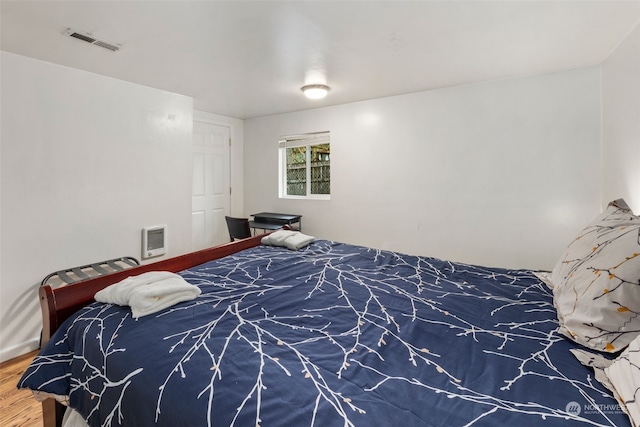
[{"x1": 19, "y1": 241, "x2": 627, "y2": 426}]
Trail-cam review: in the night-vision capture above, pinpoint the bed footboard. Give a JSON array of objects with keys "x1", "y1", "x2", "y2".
[{"x1": 39, "y1": 235, "x2": 265, "y2": 427}]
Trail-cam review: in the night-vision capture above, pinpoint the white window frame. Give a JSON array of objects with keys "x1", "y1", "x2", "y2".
[{"x1": 278, "y1": 131, "x2": 330, "y2": 200}]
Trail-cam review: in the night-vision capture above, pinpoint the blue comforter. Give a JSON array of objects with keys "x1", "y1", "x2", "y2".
[{"x1": 19, "y1": 241, "x2": 628, "y2": 426}]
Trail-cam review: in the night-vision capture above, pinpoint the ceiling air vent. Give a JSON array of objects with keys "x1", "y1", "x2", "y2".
[{"x1": 65, "y1": 28, "x2": 122, "y2": 52}]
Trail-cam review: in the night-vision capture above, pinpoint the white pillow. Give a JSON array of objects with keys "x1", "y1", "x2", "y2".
[
  {"x1": 551, "y1": 199, "x2": 640, "y2": 352},
  {"x1": 571, "y1": 346, "x2": 634, "y2": 426},
  {"x1": 604, "y1": 335, "x2": 640, "y2": 426}
]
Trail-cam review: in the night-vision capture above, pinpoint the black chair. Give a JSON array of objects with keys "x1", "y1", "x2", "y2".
[{"x1": 225, "y1": 216, "x2": 252, "y2": 241}]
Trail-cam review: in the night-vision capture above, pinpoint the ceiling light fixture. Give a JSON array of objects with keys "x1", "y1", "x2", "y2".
[{"x1": 301, "y1": 84, "x2": 330, "y2": 100}]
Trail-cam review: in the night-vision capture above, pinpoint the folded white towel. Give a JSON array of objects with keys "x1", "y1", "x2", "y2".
[
  {"x1": 127, "y1": 279, "x2": 202, "y2": 318},
  {"x1": 284, "y1": 233, "x2": 316, "y2": 250},
  {"x1": 261, "y1": 230, "x2": 315, "y2": 250},
  {"x1": 95, "y1": 271, "x2": 177, "y2": 305},
  {"x1": 262, "y1": 229, "x2": 298, "y2": 246},
  {"x1": 95, "y1": 271, "x2": 201, "y2": 318}
]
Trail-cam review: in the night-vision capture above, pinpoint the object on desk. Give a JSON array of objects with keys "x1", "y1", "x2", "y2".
[
  {"x1": 225, "y1": 216, "x2": 252, "y2": 241},
  {"x1": 250, "y1": 212, "x2": 302, "y2": 233}
]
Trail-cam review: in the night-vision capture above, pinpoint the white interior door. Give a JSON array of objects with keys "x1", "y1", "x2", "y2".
[{"x1": 192, "y1": 121, "x2": 230, "y2": 250}]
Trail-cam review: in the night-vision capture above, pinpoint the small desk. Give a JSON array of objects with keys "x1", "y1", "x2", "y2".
[{"x1": 250, "y1": 212, "x2": 302, "y2": 233}]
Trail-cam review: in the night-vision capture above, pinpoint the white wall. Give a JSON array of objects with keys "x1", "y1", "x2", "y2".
[
  {"x1": 244, "y1": 67, "x2": 603, "y2": 271},
  {"x1": 5, "y1": 31, "x2": 633, "y2": 361},
  {"x1": 603, "y1": 23, "x2": 640, "y2": 213},
  {"x1": 0, "y1": 52, "x2": 194, "y2": 362}
]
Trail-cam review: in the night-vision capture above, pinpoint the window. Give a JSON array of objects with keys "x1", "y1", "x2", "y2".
[{"x1": 279, "y1": 132, "x2": 330, "y2": 199}]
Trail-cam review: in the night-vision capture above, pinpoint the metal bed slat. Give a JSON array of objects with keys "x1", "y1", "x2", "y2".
[
  {"x1": 41, "y1": 256, "x2": 140, "y2": 288},
  {"x1": 106, "y1": 260, "x2": 125, "y2": 271},
  {"x1": 55, "y1": 271, "x2": 75, "y2": 284},
  {"x1": 71, "y1": 268, "x2": 90, "y2": 281},
  {"x1": 91, "y1": 264, "x2": 110, "y2": 276},
  {"x1": 120, "y1": 257, "x2": 138, "y2": 267}
]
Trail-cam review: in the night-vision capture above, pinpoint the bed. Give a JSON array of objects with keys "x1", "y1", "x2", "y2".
[{"x1": 18, "y1": 202, "x2": 640, "y2": 427}]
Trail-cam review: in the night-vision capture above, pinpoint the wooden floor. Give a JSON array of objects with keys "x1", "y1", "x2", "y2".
[{"x1": 0, "y1": 351, "x2": 43, "y2": 427}]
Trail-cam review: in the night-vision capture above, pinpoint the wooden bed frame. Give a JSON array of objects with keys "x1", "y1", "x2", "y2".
[{"x1": 38, "y1": 235, "x2": 265, "y2": 427}]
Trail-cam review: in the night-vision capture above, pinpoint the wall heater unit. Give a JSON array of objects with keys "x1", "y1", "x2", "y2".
[{"x1": 142, "y1": 225, "x2": 166, "y2": 259}]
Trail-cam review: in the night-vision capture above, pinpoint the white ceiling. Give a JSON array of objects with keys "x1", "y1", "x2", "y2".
[{"x1": 2, "y1": 1, "x2": 639, "y2": 119}]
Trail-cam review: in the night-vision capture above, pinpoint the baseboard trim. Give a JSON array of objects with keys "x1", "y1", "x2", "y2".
[{"x1": 0, "y1": 338, "x2": 40, "y2": 363}]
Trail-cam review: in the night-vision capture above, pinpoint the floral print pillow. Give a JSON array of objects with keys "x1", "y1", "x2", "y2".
[
  {"x1": 604, "y1": 335, "x2": 640, "y2": 425},
  {"x1": 552, "y1": 199, "x2": 640, "y2": 352}
]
